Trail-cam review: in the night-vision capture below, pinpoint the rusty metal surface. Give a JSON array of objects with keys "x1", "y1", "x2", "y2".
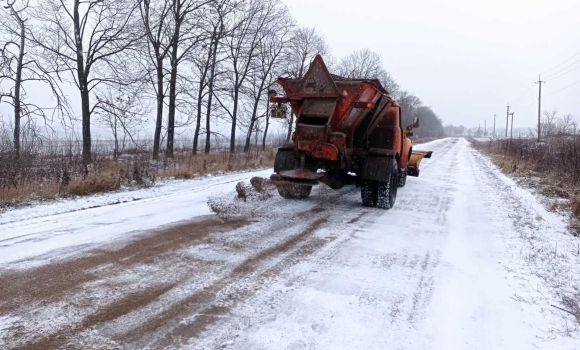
[
  {"x1": 297, "y1": 141, "x2": 339, "y2": 161},
  {"x1": 274, "y1": 54, "x2": 419, "y2": 183},
  {"x1": 269, "y1": 173, "x2": 319, "y2": 186},
  {"x1": 329, "y1": 132, "x2": 346, "y2": 152},
  {"x1": 279, "y1": 169, "x2": 324, "y2": 181},
  {"x1": 300, "y1": 98, "x2": 337, "y2": 118},
  {"x1": 297, "y1": 55, "x2": 340, "y2": 98},
  {"x1": 295, "y1": 124, "x2": 325, "y2": 141}
]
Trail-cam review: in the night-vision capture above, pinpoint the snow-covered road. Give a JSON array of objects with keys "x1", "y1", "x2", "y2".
[{"x1": 1, "y1": 138, "x2": 579, "y2": 349}]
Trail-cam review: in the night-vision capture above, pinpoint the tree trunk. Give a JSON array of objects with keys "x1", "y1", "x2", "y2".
[
  {"x1": 193, "y1": 31, "x2": 215, "y2": 155},
  {"x1": 166, "y1": 3, "x2": 182, "y2": 159},
  {"x1": 204, "y1": 85, "x2": 213, "y2": 154},
  {"x1": 230, "y1": 90, "x2": 238, "y2": 154},
  {"x1": 166, "y1": 54, "x2": 177, "y2": 158},
  {"x1": 192, "y1": 94, "x2": 203, "y2": 155},
  {"x1": 13, "y1": 14, "x2": 25, "y2": 158},
  {"x1": 262, "y1": 98, "x2": 270, "y2": 151},
  {"x1": 73, "y1": 0, "x2": 91, "y2": 164},
  {"x1": 80, "y1": 83, "x2": 92, "y2": 164},
  {"x1": 205, "y1": 37, "x2": 219, "y2": 155},
  {"x1": 204, "y1": 96, "x2": 212, "y2": 154},
  {"x1": 152, "y1": 58, "x2": 164, "y2": 160},
  {"x1": 244, "y1": 98, "x2": 260, "y2": 153},
  {"x1": 113, "y1": 118, "x2": 119, "y2": 160}
]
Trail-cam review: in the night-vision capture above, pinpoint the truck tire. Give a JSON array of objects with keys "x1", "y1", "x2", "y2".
[
  {"x1": 361, "y1": 180, "x2": 378, "y2": 207},
  {"x1": 361, "y1": 158, "x2": 397, "y2": 209},
  {"x1": 274, "y1": 149, "x2": 296, "y2": 173},
  {"x1": 377, "y1": 159, "x2": 398, "y2": 209},
  {"x1": 277, "y1": 183, "x2": 312, "y2": 199},
  {"x1": 274, "y1": 149, "x2": 311, "y2": 199},
  {"x1": 398, "y1": 168, "x2": 407, "y2": 187}
]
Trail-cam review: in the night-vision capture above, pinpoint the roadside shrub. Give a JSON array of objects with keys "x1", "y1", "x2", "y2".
[
  {"x1": 66, "y1": 174, "x2": 120, "y2": 196},
  {"x1": 0, "y1": 138, "x2": 276, "y2": 208}
]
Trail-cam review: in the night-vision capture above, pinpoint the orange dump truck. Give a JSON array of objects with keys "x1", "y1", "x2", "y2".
[{"x1": 269, "y1": 55, "x2": 432, "y2": 209}]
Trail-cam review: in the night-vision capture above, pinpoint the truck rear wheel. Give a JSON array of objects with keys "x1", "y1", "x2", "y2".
[
  {"x1": 398, "y1": 168, "x2": 407, "y2": 187},
  {"x1": 360, "y1": 158, "x2": 398, "y2": 209},
  {"x1": 274, "y1": 149, "x2": 296, "y2": 173},
  {"x1": 277, "y1": 183, "x2": 312, "y2": 199},
  {"x1": 377, "y1": 159, "x2": 398, "y2": 209},
  {"x1": 361, "y1": 180, "x2": 378, "y2": 206}
]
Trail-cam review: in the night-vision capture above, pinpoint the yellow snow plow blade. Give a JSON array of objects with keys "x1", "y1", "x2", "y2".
[{"x1": 408, "y1": 151, "x2": 433, "y2": 177}]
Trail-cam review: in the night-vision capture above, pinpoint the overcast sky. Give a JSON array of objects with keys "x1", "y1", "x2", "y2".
[
  {"x1": 2, "y1": 0, "x2": 579, "y2": 137},
  {"x1": 287, "y1": 0, "x2": 580, "y2": 129}
]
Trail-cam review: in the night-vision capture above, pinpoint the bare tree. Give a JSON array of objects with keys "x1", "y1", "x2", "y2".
[
  {"x1": 396, "y1": 90, "x2": 422, "y2": 128},
  {"x1": 282, "y1": 26, "x2": 329, "y2": 141},
  {"x1": 214, "y1": 0, "x2": 280, "y2": 154},
  {"x1": 30, "y1": 0, "x2": 141, "y2": 163},
  {"x1": 242, "y1": 4, "x2": 293, "y2": 152},
  {"x1": 190, "y1": 0, "x2": 234, "y2": 155},
  {"x1": 413, "y1": 106, "x2": 444, "y2": 138},
  {"x1": 557, "y1": 113, "x2": 577, "y2": 136},
  {"x1": 541, "y1": 109, "x2": 559, "y2": 138},
  {"x1": 94, "y1": 84, "x2": 148, "y2": 158},
  {"x1": 0, "y1": 0, "x2": 68, "y2": 157},
  {"x1": 337, "y1": 48, "x2": 399, "y2": 94},
  {"x1": 164, "y1": 0, "x2": 212, "y2": 158},
  {"x1": 261, "y1": 71, "x2": 284, "y2": 150},
  {"x1": 139, "y1": 0, "x2": 172, "y2": 160}
]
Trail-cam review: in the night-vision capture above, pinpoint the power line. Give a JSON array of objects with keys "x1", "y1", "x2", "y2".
[
  {"x1": 545, "y1": 64, "x2": 580, "y2": 82},
  {"x1": 512, "y1": 82, "x2": 535, "y2": 103},
  {"x1": 544, "y1": 79, "x2": 580, "y2": 97},
  {"x1": 513, "y1": 88, "x2": 537, "y2": 107},
  {"x1": 541, "y1": 50, "x2": 580, "y2": 75},
  {"x1": 544, "y1": 58, "x2": 580, "y2": 80}
]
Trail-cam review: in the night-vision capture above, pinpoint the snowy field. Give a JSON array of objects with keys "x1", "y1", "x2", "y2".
[{"x1": 0, "y1": 138, "x2": 579, "y2": 349}]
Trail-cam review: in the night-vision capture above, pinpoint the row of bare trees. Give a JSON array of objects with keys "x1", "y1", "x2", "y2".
[{"x1": 0, "y1": 0, "x2": 445, "y2": 164}]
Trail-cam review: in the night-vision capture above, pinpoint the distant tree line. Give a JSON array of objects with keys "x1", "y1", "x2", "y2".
[
  {"x1": 445, "y1": 109, "x2": 578, "y2": 139},
  {"x1": 0, "y1": 0, "x2": 445, "y2": 163}
]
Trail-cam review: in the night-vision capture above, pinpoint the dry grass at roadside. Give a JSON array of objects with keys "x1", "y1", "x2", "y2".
[
  {"x1": 472, "y1": 137, "x2": 580, "y2": 236},
  {"x1": 0, "y1": 146, "x2": 276, "y2": 210}
]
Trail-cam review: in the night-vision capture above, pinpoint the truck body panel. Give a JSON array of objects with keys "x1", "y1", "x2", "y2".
[{"x1": 269, "y1": 55, "x2": 432, "y2": 208}]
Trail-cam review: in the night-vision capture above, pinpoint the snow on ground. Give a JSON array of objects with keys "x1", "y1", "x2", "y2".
[
  {"x1": 0, "y1": 138, "x2": 579, "y2": 349},
  {"x1": 0, "y1": 168, "x2": 273, "y2": 225},
  {"x1": 0, "y1": 168, "x2": 271, "y2": 267}
]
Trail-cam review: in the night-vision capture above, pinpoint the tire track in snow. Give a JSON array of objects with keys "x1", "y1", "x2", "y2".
[
  {"x1": 1, "y1": 138, "x2": 464, "y2": 349},
  {"x1": 1, "y1": 184, "x2": 375, "y2": 348},
  {"x1": 192, "y1": 139, "x2": 460, "y2": 349}
]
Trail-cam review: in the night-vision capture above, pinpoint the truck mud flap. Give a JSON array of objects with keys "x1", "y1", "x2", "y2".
[
  {"x1": 362, "y1": 155, "x2": 396, "y2": 182},
  {"x1": 407, "y1": 151, "x2": 433, "y2": 177}
]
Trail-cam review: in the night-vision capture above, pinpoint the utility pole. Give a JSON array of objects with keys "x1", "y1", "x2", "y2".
[
  {"x1": 493, "y1": 114, "x2": 496, "y2": 138},
  {"x1": 509, "y1": 112, "x2": 515, "y2": 140},
  {"x1": 535, "y1": 75, "x2": 545, "y2": 142},
  {"x1": 484, "y1": 120, "x2": 487, "y2": 136},
  {"x1": 505, "y1": 104, "x2": 510, "y2": 137}
]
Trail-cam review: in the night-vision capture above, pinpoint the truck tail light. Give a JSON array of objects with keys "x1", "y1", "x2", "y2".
[{"x1": 351, "y1": 101, "x2": 375, "y2": 109}]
